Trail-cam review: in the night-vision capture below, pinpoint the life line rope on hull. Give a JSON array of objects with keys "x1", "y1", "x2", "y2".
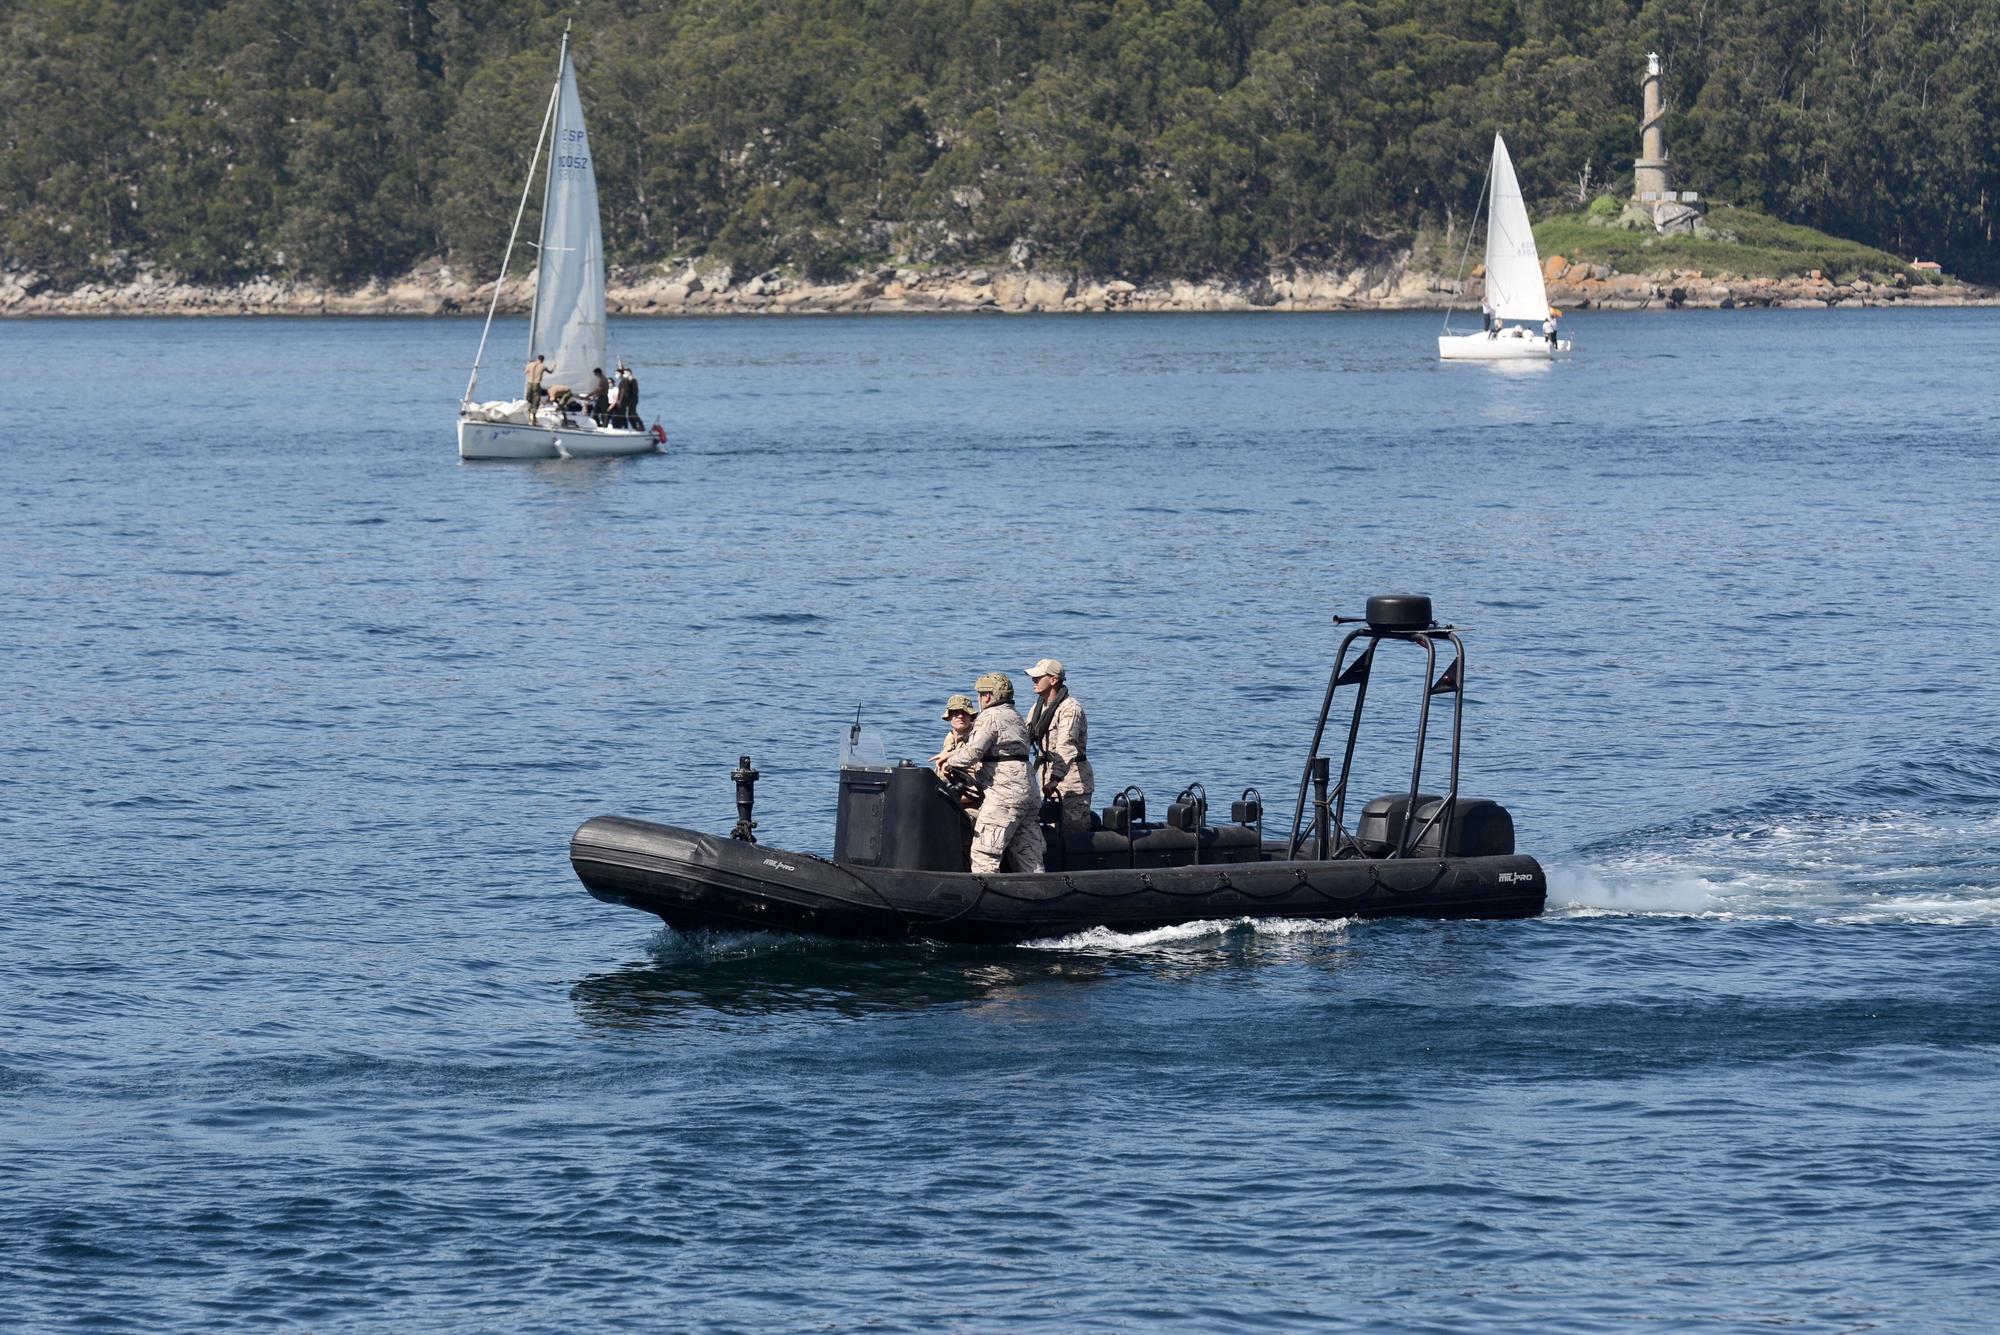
[{"x1": 969, "y1": 860, "x2": 1453, "y2": 907}]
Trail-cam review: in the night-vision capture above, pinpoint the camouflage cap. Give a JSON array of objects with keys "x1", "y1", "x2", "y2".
[
  {"x1": 972, "y1": 671, "x2": 1015, "y2": 703},
  {"x1": 1025, "y1": 657, "x2": 1065, "y2": 681},
  {"x1": 941, "y1": 693, "x2": 979, "y2": 719}
]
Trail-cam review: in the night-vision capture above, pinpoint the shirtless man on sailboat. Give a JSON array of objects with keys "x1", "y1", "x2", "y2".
[{"x1": 525, "y1": 353, "x2": 549, "y2": 415}]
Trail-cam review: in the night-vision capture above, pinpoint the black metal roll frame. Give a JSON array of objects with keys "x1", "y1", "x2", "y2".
[{"x1": 1287, "y1": 617, "x2": 1466, "y2": 860}]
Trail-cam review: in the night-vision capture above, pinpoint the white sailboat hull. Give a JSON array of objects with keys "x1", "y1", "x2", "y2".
[
  {"x1": 1438, "y1": 331, "x2": 1574, "y2": 361},
  {"x1": 556, "y1": 425, "x2": 660, "y2": 458},
  {"x1": 458, "y1": 417, "x2": 658, "y2": 460}
]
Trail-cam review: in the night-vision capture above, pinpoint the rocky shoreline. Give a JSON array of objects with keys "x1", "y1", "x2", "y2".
[{"x1": 3, "y1": 252, "x2": 1991, "y2": 316}]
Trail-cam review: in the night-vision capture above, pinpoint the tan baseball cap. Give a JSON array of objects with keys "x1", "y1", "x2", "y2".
[
  {"x1": 941, "y1": 693, "x2": 978, "y2": 719},
  {"x1": 1025, "y1": 658, "x2": 1065, "y2": 680}
]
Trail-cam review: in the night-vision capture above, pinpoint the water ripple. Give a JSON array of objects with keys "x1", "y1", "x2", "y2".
[{"x1": 3, "y1": 311, "x2": 1999, "y2": 1331}]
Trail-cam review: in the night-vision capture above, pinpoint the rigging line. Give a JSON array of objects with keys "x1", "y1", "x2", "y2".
[
  {"x1": 463, "y1": 72, "x2": 562, "y2": 410},
  {"x1": 1441, "y1": 149, "x2": 1495, "y2": 337}
]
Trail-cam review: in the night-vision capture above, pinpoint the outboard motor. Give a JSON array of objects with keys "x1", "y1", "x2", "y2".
[
  {"x1": 1407, "y1": 796, "x2": 1514, "y2": 857},
  {"x1": 1354, "y1": 792, "x2": 1439, "y2": 858},
  {"x1": 1357, "y1": 793, "x2": 1513, "y2": 857}
]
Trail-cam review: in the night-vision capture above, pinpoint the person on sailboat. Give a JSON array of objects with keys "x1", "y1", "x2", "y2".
[
  {"x1": 1481, "y1": 297, "x2": 1493, "y2": 332},
  {"x1": 1544, "y1": 310, "x2": 1559, "y2": 347},
  {"x1": 525, "y1": 353, "x2": 550, "y2": 415},
  {"x1": 614, "y1": 364, "x2": 640, "y2": 430},
  {"x1": 585, "y1": 367, "x2": 610, "y2": 425}
]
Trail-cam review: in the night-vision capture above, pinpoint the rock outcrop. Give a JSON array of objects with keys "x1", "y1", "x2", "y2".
[
  {"x1": 1531, "y1": 259, "x2": 1985, "y2": 310},
  {"x1": 2, "y1": 254, "x2": 1990, "y2": 316}
]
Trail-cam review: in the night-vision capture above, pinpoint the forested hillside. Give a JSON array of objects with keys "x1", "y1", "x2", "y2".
[{"x1": 4, "y1": 0, "x2": 1995, "y2": 288}]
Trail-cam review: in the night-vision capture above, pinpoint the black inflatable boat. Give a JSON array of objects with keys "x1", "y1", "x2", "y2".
[{"x1": 572, "y1": 595, "x2": 1546, "y2": 943}]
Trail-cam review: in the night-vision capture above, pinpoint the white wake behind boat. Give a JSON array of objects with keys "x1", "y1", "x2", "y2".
[
  {"x1": 1439, "y1": 133, "x2": 1573, "y2": 362},
  {"x1": 456, "y1": 29, "x2": 660, "y2": 461}
]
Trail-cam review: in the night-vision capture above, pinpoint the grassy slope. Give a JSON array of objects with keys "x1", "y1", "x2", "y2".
[{"x1": 1531, "y1": 205, "x2": 1935, "y2": 284}]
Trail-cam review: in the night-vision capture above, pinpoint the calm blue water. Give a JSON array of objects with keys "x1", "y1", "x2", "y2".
[{"x1": 5, "y1": 310, "x2": 1999, "y2": 1331}]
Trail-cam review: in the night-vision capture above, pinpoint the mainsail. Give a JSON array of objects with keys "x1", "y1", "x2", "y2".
[
  {"x1": 1483, "y1": 134, "x2": 1550, "y2": 323},
  {"x1": 529, "y1": 48, "x2": 607, "y2": 393}
]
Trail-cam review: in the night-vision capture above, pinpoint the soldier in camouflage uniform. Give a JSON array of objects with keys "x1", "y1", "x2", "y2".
[
  {"x1": 1025, "y1": 658, "x2": 1094, "y2": 833},
  {"x1": 930, "y1": 672, "x2": 1044, "y2": 874},
  {"x1": 934, "y1": 693, "x2": 982, "y2": 815},
  {"x1": 934, "y1": 693, "x2": 979, "y2": 771}
]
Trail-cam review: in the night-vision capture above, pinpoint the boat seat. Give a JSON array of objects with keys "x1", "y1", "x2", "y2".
[
  {"x1": 1202, "y1": 825, "x2": 1263, "y2": 864},
  {"x1": 1042, "y1": 823, "x2": 1264, "y2": 872}
]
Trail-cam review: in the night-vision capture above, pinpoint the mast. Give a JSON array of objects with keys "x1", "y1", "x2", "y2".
[{"x1": 526, "y1": 25, "x2": 573, "y2": 363}]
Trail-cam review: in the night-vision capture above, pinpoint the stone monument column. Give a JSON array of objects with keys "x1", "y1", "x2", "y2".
[{"x1": 1633, "y1": 52, "x2": 1671, "y2": 202}]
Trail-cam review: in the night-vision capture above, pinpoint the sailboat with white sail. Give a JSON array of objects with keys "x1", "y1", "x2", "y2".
[
  {"x1": 1439, "y1": 133, "x2": 1574, "y2": 361},
  {"x1": 457, "y1": 29, "x2": 660, "y2": 460}
]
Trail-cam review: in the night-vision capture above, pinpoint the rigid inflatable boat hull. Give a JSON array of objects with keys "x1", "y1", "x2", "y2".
[{"x1": 571, "y1": 815, "x2": 1546, "y2": 944}]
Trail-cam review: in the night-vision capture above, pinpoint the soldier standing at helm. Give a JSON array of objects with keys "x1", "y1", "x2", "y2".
[
  {"x1": 934, "y1": 694, "x2": 977, "y2": 773},
  {"x1": 1025, "y1": 658, "x2": 1094, "y2": 833},
  {"x1": 934, "y1": 693, "x2": 982, "y2": 816},
  {"x1": 931, "y1": 672, "x2": 1043, "y2": 874}
]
